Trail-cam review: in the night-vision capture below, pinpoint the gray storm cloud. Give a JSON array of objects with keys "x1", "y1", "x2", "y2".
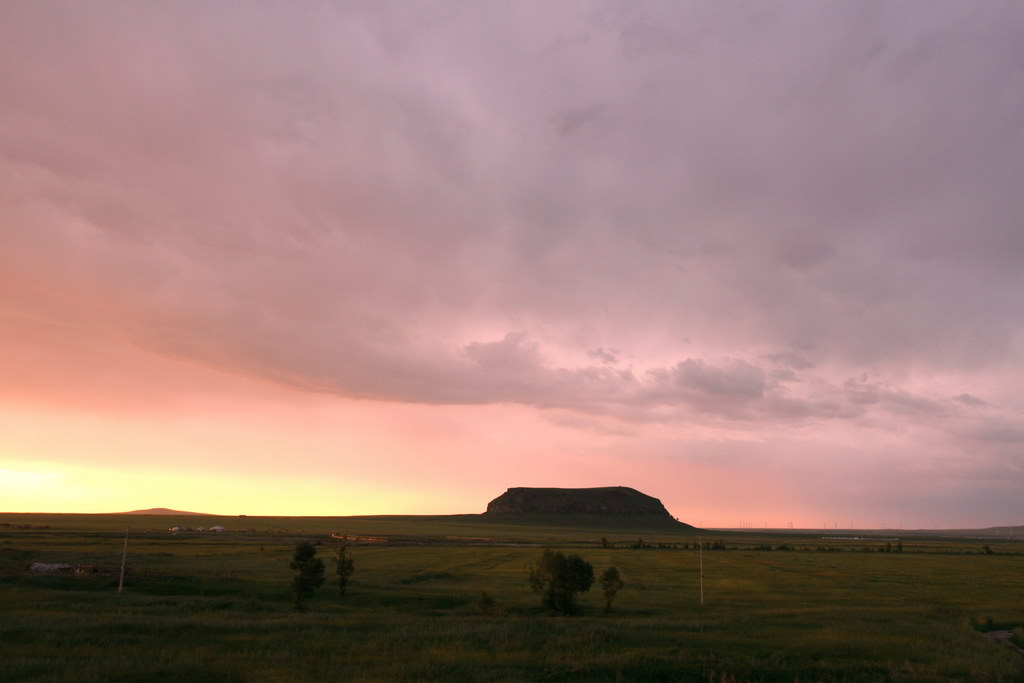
[{"x1": 1, "y1": 1, "x2": 1023, "y2": 455}]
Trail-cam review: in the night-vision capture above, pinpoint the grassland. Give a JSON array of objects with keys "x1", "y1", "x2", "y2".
[{"x1": 2, "y1": 513, "x2": 1023, "y2": 682}]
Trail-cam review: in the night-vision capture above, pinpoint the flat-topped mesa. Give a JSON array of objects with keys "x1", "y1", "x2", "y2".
[{"x1": 485, "y1": 486, "x2": 674, "y2": 517}]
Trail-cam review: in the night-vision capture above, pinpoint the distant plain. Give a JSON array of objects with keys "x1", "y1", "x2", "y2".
[{"x1": 2, "y1": 512, "x2": 1023, "y2": 681}]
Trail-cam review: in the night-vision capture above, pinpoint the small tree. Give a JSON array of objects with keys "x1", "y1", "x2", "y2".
[
  {"x1": 528, "y1": 549, "x2": 594, "y2": 614},
  {"x1": 600, "y1": 566, "x2": 625, "y2": 612},
  {"x1": 290, "y1": 541, "x2": 325, "y2": 610},
  {"x1": 335, "y1": 542, "x2": 354, "y2": 596}
]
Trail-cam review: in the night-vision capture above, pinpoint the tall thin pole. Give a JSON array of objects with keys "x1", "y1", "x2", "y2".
[
  {"x1": 698, "y1": 537, "x2": 704, "y2": 606},
  {"x1": 118, "y1": 527, "x2": 128, "y2": 593}
]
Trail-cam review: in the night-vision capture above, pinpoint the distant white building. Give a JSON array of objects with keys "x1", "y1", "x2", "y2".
[
  {"x1": 169, "y1": 526, "x2": 181, "y2": 533},
  {"x1": 210, "y1": 525, "x2": 226, "y2": 532},
  {"x1": 30, "y1": 562, "x2": 73, "y2": 573}
]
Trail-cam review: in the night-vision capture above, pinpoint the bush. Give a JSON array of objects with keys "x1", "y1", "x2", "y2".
[{"x1": 528, "y1": 550, "x2": 594, "y2": 614}]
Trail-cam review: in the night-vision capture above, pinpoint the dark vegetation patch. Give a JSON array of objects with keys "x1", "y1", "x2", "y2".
[{"x1": 398, "y1": 571, "x2": 462, "y2": 584}]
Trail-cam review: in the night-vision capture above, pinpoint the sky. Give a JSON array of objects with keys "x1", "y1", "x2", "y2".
[{"x1": 1, "y1": 2, "x2": 1023, "y2": 527}]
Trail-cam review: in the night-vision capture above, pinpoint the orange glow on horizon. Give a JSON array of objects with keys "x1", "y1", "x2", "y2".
[{"x1": 0, "y1": 459, "x2": 448, "y2": 517}]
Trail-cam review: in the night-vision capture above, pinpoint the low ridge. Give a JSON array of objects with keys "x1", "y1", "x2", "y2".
[{"x1": 118, "y1": 508, "x2": 209, "y2": 516}]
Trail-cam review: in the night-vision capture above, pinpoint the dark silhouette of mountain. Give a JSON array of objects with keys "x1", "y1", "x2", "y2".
[{"x1": 484, "y1": 486, "x2": 693, "y2": 528}]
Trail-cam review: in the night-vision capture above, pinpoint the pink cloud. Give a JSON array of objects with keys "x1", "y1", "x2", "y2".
[{"x1": 1, "y1": 2, "x2": 1023, "y2": 524}]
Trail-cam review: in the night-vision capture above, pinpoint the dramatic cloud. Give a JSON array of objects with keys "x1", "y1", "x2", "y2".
[{"x1": 1, "y1": 2, "x2": 1022, "y2": 524}]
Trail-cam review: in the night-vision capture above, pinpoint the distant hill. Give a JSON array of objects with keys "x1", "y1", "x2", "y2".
[
  {"x1": 118, "y1": 508, "x2": 210, "y2": 516},
  {"x1": 484, "y1": 486, "x2": 693, "y2": 529}
]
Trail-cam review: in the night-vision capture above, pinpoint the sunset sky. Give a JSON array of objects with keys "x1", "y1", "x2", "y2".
[{"x1": 2, "y1": 2, "x2": 1023, "y2": 527}]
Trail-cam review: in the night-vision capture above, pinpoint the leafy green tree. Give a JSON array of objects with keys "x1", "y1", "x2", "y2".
[
  {"x1": 600, "y1": 566, "x2": 625, "y2": 612},
  {"x1": 528, "y1": 549, "x2": 593, "y2": 614},
  {"x1": 290, "y1": 541, "x2": 325, "y2": 609},
  {"x1": 335, "y1": 542, "x2": 354, "y2": 596}
]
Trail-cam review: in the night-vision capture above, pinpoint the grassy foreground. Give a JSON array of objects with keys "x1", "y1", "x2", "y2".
[{"x1": 2, "y1": 513, "x2": 1023, "y2": 682}]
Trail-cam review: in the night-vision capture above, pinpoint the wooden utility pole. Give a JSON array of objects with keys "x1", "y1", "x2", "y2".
[{"x1": 118, "y1": 527, "x2": 128, "y2": 593}]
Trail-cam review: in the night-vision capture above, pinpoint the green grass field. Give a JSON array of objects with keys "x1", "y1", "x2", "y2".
[{"x1": 2, "y1": 513, "x2": 1023, "y2": 681}]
